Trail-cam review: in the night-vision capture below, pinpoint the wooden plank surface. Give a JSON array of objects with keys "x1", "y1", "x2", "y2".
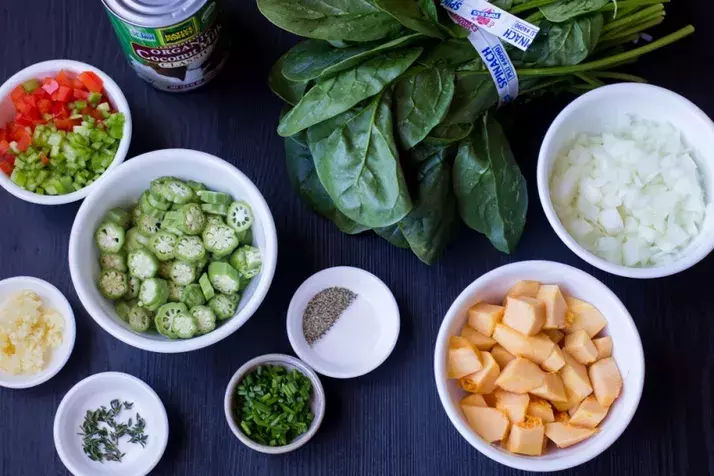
[{"x1": 0, "y1": 1, "x2": 712, "y2": 475}]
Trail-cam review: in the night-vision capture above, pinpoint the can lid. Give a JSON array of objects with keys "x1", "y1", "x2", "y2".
[{"x1": 102, "y1": 0, "x2": 208, "y2": 28}]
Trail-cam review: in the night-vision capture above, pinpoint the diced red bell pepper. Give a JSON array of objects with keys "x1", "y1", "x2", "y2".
[
  {"x1": 40, "y1": 153, "x2": 49, "y2": 165},
  {"x1": 82, "y1": 106, "x2": 104, "y2": 121},
  {"x1": 38, "y1": 98, "x2": 53, "y2": 115},
  {"x1": 52, "y1": 102, "x2": 69, "y2": 118},
  {"x1": 54, "y1": 118, "x2": 77, "y2": 131},
  {"x1": 0, "y1": 161, "x2": 13, "y2": 176},
  {"x1": 0, "y1": 129, "x2": 6, "y2": 142},
  {"x1": 15, "y1": 132, "x2": 31, "y2": 152},
  {"x1": 42, "y1": 79, "x2": 60, "y2": 95},
  {"x1": 10, "y1": 86, "x2": 26, "y2": 102},
  {"x1": 52, "y1": 85, "x2": 72, "y2": 102},
  {"x1": 56, "y1": 70, "x2": 74, "y2": 88},
  {"x1": 73, "y1": 79, "x2": 86, "y2": 90},
  {"x1": 73, "y1": 88, "x2": 90, "y2": 100},
  {"x1": 15, "y1": 114, "x2": 36, "y2": 127},
  {"x1": 32, "y1": 86, "x2": 48, "y2": 98},
  {"x1": 78, "y1": 71, "x2": 104, "y2": 93},
  {"x1": 0, "y1": 140, "x2": 9, "y2": 155}
]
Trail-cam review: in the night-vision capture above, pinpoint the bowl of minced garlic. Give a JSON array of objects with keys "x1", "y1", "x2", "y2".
[{"x1": 0, "y1": 277, "x2": 75, "y2": 389}]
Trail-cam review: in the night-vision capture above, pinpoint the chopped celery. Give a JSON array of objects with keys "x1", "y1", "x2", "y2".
[
  {"x1": 22, "y1": 79, "x2": 40, "y2": 92},
  {"x1": 88, "y1": 92, "x2": 102, "y2": 105}
]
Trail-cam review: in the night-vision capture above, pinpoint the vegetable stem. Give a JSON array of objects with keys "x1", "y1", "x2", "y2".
[
  {"x1": 519, "y1": 77, "x2": 572, "y2": 95},
  {"x1": 588, "y1": 71, "x2": 648, "y2": 83},
  {"x1": 601, "y1": 15, "x2": 665, "y2": 42},
  {"x1": 524, "y1": 11, "x2": 545, "y2": 23},
  {"x1": 516, "y1": 25, "x2": 694, "y2": 76},
  {"x1": 599, "y1": 0, "x2": 668, "y2": 14},
  {"x1": 602, "y1": 4, "x2": 663, "y2": 33},
  {"x1": 510, "y1": 0, "x2": 560, "y2": 15},
  {"x1": 592, "y1": 33, "x2": 641, "y2": 54},
  {"x1": 574, "y1": 73, "x2": 605, "y2": 88}
]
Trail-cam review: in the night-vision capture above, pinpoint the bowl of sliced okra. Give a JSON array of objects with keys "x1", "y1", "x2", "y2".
[{"x1": 68, "y1": 149, "x2": 277, "y2": 353}]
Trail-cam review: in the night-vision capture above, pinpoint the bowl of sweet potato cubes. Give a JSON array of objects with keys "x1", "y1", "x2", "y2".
[{"x1": 434, "y1": 261, "x2": 644, "y2": 472}]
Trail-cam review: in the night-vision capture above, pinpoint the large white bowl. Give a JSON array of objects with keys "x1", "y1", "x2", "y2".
[
  {"x1": 68, "y1": 149, "x2": 277, "y2": 353},
  {"x1": 434, "y1": 261, "x2": 645, "y2": 472},
  {"x1": 537, "y1": 83, "x2": 714, "y2": 278},
  {"x1": 0, "y1": 59, "x2": 132, "y2": 205}
]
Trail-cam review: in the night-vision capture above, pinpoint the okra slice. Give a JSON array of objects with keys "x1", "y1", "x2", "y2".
[
  {"x1": 226, "y1": 201, "x2": 253, "y2": 233},
  {"x1": 202, "y1": 223, "x2": 238, "y2": 255},
  {"x1": 171, "y1": 313, "x2": 198, "y2": 339},
  {"x1": 190, "y1": 305, "x2": 216, "y2": 335},
  {"x1": 126, "y1": 227, "x2": 149, "y2": 251},
  {"x1": 194, "y1": 255, "x2": 209, "y2": 272},
  {"x1": 167, "y1": 281, "x2": 185, "y2": 302},
  {"x1": 209, "y1": 292, "x2": 239, "y2": 320},
  {"x1": 138, "y1": 278, "x2": 169, "y2": 311},
  {"x1": 114, "y1": 299, "x2": 135, "y2": 322},
  {"x1": 131, "y1": 206, "x2": 142, "y2": 226},
  {"x1": 201, "y1": 203, "x2": 228, "y2": 216},
  {"x1": 178, "y1": 203, "x2": 206, "y2": 235},
  {"x1": 98, "y1": 269, "x2": 129, "y2": 299},
  {"x1": 208, "y1": 262, "x2": 241, "y2": 294},
  {"x1": 150, "y1": 177, "x2": 172, "y2": 199},
  {"x1": 128, "y1": 249, "x2": 159, "y2": 279},
  {"x1": 236, "y1": 228, "x2": 252, "y2": 245},
  {"x1": 125, "y1": 276, "x2": 141, "y2": 299},
  {"x1": 186, "y1": 180, "x2": 206, "y2": 192},
  {"x1": 104, "y1": 207, "x2": 131, "y2": 228},
  {"x1": 147, "y1": 188, "x2": 171, "y2": 211},
  {"x1": 181, "y1": 283, "x2": 206, "y2": 308},
  {"x1": 229, "y1": 245, "x2": 263, "y2": 279},
  {"x1": 205, "y1": 214, "x2": 225, "y2": 227},
  {"x1": 100, "y1": 252, "x2": 127, "y2": 272},
  {"x1": 95, "y1": 221, "x2": 125, "y2": 253},
  {"x1": 155, "y1": 302, "x2": 189, "y2": 339},
  {"x1": 197, "y1": 190, "x2": 233, "y2": 205},
  {"x1": 160, "y1": 178, "x2": 195, "y2": 204},
  {"x1": 175, "y1": 235, "x2": 206, "y2": 263},
  {"x1": 137, "y1": 214, "x2": 162, "y2": 237},
  {"x1": 199, "y1": 273, "x2": 215, "y2": 300},
  {"x1": 127, "y1": 305, "x2": 153, "y2": 332},
  {"x1": 149, "y1": 231, "x2": 178, "y2": 261},
  {"x1": 170, "y1": 260, "x2": 196, "y2": 285},
  {"x1": 139, "y1": 191, "x2": 167, "y2": 219},
  {"x1": 158, "y1": 260, "x2": 174, "y2": 280}
]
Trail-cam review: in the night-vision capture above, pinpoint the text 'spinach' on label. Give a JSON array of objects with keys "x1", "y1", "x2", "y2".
[{"x1": 441, "y1": 0, "x2": 540, "y2": 52}]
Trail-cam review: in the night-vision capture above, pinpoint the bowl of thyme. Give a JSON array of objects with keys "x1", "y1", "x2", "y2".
[{"x1": 224, "y1": 353, "x2": 325, "y2": 454}]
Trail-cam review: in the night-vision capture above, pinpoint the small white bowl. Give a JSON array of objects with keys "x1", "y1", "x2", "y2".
[
  {"x1": 286, "y1": 267, "x2": 400, "y2": 379},
  {"x1": 434, "y1": 261, "x2": 645, "y2": 472},
  {"x1": 54, "y1": 372, "x2": 169, "y2": 476},
  {"x1": 68, "y1": 149, "x2": 278, "y2": 353},
  {"x1": 537, "y1": 83, "x2": 714, "y2": 278},
  {"x1": 0, "y1": 59, "x2": 132, "y2": 205},
  {"x1": 224, "y1": 354, "x2": 325, "y2": 454},
  {"x1": 0, "y1": 276, "x2": 76, "y2": 389}
]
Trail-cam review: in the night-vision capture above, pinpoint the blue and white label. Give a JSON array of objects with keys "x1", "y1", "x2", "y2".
[{"x1": 441, "y1": 0, "x2": 540, "y2": 51}]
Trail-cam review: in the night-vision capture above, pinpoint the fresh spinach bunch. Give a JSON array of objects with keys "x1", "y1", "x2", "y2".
[{"x1": 261, "y1": 0, "x2": 693, "y2": 264}]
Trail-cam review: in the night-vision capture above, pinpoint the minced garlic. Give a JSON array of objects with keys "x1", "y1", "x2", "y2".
[{"x1": 0, "y1": 290, "x2": 64, "y2": 375}]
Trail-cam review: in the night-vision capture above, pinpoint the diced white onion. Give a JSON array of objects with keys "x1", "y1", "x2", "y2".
[{"x1": 550, "y1": 115, "x2": 708, "y2": 267}]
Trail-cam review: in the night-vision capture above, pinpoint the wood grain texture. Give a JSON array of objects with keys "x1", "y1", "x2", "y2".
[{"x1": 0, "y1": 1, "x2": 713, "y2": 475}]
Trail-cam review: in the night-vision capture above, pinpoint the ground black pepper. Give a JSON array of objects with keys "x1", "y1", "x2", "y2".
[{"x1": 302, "y1": 287, "x2": 357, "y2": 345}]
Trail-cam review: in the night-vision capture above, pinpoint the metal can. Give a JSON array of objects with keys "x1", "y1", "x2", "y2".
[{"x1": 102, "y1": 0, "x2": 228, "y2": 92}]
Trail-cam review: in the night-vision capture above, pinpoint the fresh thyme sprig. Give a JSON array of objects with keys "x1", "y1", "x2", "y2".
[{"x1": 78, "y1": 399, "x2": 149, "y2": 463}]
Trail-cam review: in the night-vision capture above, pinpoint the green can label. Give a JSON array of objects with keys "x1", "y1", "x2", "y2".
[{"x1": 105, "y1": 1, "x2": 227, "y2": 92}]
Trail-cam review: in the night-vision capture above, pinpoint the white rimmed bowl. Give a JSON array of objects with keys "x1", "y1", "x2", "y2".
[
  {"x1": 537, "y1": 83, "x2": 714, "y2": 278},
  {"x1": 54, "y1": 372, "x2": 168, "y2": 476},
  {"x1": 68, "y1": 149, "x2": 278, "y2": 353},
  {"x1": 0, "y1": 59, "x2": 132, "y2": 205},
  {"x1": 0, "y1": 276, "x2": 76, "y2": 388},
  {"x1": 224, "y1": 354, "x2": 325, "y2": 454},
  {"x1": 434, "y1": 261, "x2": 645, "y2": 472}
]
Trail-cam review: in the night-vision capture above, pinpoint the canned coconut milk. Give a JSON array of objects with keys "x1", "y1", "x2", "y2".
[{"x1": 102, "y1": 0, "x2": 228, "y2": 92}]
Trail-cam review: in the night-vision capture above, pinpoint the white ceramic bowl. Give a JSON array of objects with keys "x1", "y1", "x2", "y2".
[
  {"x1": 224, "y1": 354, "x2": 325, "y2": 454},
  {"x1": 68, "y1": 149, "x2": 277, "y2": 353},
  {"x1": 434, "y1": 261, "x2": 645, "y2": 472},
  {"x1": 537, "y1": 83, "x2": 714, "y2": 278},
  {"x1": 0, "y1": 60, "x2": 132, "y2": 205},
  {"x1": 0, "y1": 276, "x2": 76, "y2": 389},
  {"x1": 54, "y1": 372, "x2": 168, "y2": 476}
]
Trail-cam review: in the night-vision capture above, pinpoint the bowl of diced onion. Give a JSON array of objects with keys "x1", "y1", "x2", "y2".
[
  {"x1": 68, "y1": 149, "x2": 277, "y2": 353},
  {"x1": 0, "y1": 59, "x2": 132, "y2": 205},
  {"x1": 537, "y1": 83, "x2": 714, "y2": 278}
]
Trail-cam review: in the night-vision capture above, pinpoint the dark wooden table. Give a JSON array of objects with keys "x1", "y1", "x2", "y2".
[{"x1": 1, "y1": 1, "x2": 712, "y2": 475}]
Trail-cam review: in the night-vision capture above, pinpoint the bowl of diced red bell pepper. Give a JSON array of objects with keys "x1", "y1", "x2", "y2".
[{"x1": 0, "y1": 60, "x2": 131, "y2": 205}]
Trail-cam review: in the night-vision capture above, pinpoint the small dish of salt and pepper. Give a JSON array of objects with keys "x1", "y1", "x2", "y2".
[{"x1": 286, "y1": 267, "x2": 400, "y2": 378}]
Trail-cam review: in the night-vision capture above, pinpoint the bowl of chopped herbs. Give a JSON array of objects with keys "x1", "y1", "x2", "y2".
[{"x1": 224, "y1": 353, "x2": 325, "y2": 454}]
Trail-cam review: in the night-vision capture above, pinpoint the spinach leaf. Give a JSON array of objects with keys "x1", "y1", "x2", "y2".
[
  {"x1": 268, "y1": 53, "x2": 308, "y2": 106},
  {"x1": 311, "y1": 89, "x2": 413, "y2": 228},
  {"x1": 374, "y1": 224, "x2": 410, "y2": 248},
  {"x1": 442, "y1": 72, "x2": 499, "y2": 125},
  {"x1": 277, "y1": 47, "x2": 423, "y2": 137},
  {"x1": 374, "y1": 0, "x2": 448, "y2": 38},
  {"x1": 320, "y1": 34, "x2": 426, "y2": 78},
  {"x1": 420, "y1": 39, "x2": 479, "y2": 68},
  {"x1": 394, "y1": 66, "x2": 455, "y2": 149},
  {"x1": 398, "y1": 144, "x2": 459, "y2": 264},
  {"x1": 282, "y1": 40, "x2": 375, "y2": 82},
  {"x1": 510, "y1": 14, "x2": 603, "y2": 66},
  {"x1": 257, "y1": 0, "x2": 403, "y2": 42},
  {"x1": 540, "y1": 0, "x2": 609, "y2": 22},
  {"x1": 284, "y1": 133, "x2": 369, "y2": 234},
  {"x1": 424, "y1": 122, "x2": 474, "y2": 145},
  {"x1": 453, "y1": 113, "x2": 528, "y2": 254}
]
